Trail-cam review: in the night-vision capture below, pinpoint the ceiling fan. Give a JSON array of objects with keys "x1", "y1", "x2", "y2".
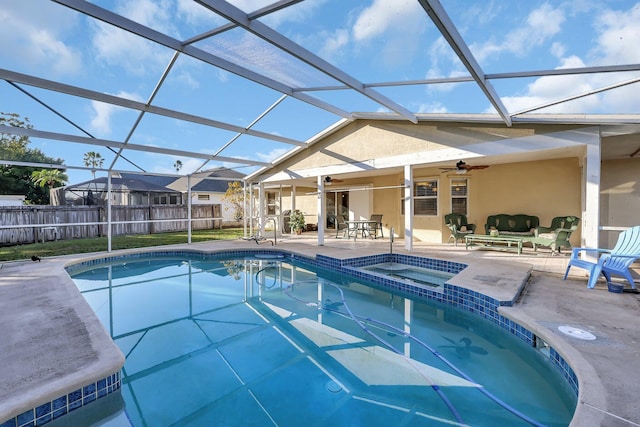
[
  {"x1": 324, "y1": 176, "x2": 344, "y2": 184},
  {"x1": 439, "y1": 160, "x2": 489, "y2": 174}
]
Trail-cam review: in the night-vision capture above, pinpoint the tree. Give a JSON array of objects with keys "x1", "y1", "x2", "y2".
[
  {"x1": 0, "y1": 112, "x2": 66, "y2": 204},
  {"x1": 31, "y1": 168, "x2": 68, "y2": 188},
  {"x1": 173, "y1": 160, "x2": 183, "y2": 172},
  {"x1": 83, "y1": 151, "x2": 104, "y2": 179},
  {"x1": 222, "y1": 181, "x2": 244, "y2": 221}
]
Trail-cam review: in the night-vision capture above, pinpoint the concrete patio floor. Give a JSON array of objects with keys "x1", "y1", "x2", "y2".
[{"x1": 1, "y1": 234, "x2": 639, "y2": 426}]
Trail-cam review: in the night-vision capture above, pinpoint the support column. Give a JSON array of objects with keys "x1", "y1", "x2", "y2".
[
  {"x1": 187, "y1": 175, "x2": 192, "y2": 244},
  {"x1": 317, "y1": 176, "x2": 325, "y2": 246},
  {"x1": 107, "y1": 172, "x2": 112, "y2": 252},
  {"x1": 249, "y1": 183, "x2": 254, "y2": 237},
  {"x1": 290, "y1": 185, "x2": 296, "y2": 235},
  {"x1": 404, "y1": 165, "x2": 413, "y2": 251},
  {"x1": 258, "y1": 182, "x2": 265, "y2": 235},
  {"x1": 278, "y1": 185, "x2": 283, "y2": 236},
  {"x1": 243, "y1": 183, "x2": 247, "y2": 238},
  {"x1": 583, "y1": 132, "x2": 601, "y2": 261}
]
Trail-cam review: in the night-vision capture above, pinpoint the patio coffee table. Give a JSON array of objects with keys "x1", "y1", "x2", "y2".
[{"x1": 464, "y1": 234, "x2": 524, "y2": 255}]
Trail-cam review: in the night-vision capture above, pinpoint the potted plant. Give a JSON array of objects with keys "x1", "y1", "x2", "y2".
[{"x1": 288, "y1": 209, "x2": 306, "y2": 234}]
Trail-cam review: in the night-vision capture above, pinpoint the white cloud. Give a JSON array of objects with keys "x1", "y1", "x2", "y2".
[
  {"x1": 550, "y1": 42, "x2": 566, "y2": 58},
  {"x1": 350, "y1": 0, "x2": 426, "y2": 66},
  {"x1": 176, "y1": 0, "x2": 224, "y2": 27},
  {"x1": 471, "y1": 3, "x2": 565, "y2": 63},
  {"x1": 319, "y1": 29, "x2": 350, "y2": 61},
  {"x1": 591, "y1": 3, "x2": 640, "y2": 64},
  {"x1": 174, "y1": 71, "x2": 200, "y2": 89},
  {"x1": 352, "y1": 0, "x2": 422, "y2": 41},
  {"x1": 417, "y1": 102, "x2": 448, "y2": 114},
  {"x1": 500, "y1": 56, "x2": 599, "y2": 114},
  {"x1": 0, "y1": 1, "x2": 82, "y2": 76},
  {"x1": 498, "y1": 3, "x2": 640, "y2": 115},
  {"x1": 259, "y1": 0, "x2": 328, "y2": 29},
  {"x1": 91, "y1": 0, "x2": 174, "y2": 75},
  {"x1": 89, "y1": 91, "x2": 143, "y2": 136},
  {"x1": 256, "y1": 147, "x2": 289, "y2": 163}
]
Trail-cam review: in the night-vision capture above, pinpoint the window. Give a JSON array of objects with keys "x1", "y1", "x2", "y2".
[
  {"x1": 413, "y1": 179, "x2": 438, "y2": 215},
  {"x1": 153, "y1": 195, "x2": 167, "y2": 205},
  {"x1": 198, "y1": 194, "x2": 210, "y2": 201},
  {"x1": 451, "y1": 178, "x2": 468, "y2": 215},
  {"x1": 266, "y1": 191, "x2": 278, "y2": 216}
]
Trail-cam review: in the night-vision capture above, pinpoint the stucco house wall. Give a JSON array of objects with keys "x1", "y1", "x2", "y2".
[{"x1": 254, "y1": 119, "x2": 636, "y2": 247}]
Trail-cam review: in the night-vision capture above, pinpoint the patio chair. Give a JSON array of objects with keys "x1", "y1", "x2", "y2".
[
  {"x1": 527, "y1": 216, "x2": 580, "y2": 254},
  {"x1": 563, "y1": 225, "x2": 640, "y2": 289},
  {"x1": 445, "y1": 213, "x2": 476, "y2": 246},
  {"x1": 334, "y1": 214, "x2": 349, "y2": 238},
  {"x1": 367, "y1": 214, "x2": 384, "y2": 239}
]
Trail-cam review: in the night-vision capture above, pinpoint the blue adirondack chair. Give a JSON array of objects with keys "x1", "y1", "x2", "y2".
[{"x1": 563, "y1": 226, "x2": 640, "y2": 289}]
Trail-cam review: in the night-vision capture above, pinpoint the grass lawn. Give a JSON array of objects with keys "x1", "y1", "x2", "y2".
[{"x1": 0, "y1": 228, "x2": 245, "y2": 262}]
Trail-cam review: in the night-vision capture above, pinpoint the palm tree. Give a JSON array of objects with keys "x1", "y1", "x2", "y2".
[
  {"x1": 83, "y1": 151, "x2": 104, "y2": 179},
  {"x1": 173, "y1": 160, "x2": 183, "y2": 173},
  {"x1": 31, "y1": 168, "x2": 68, "y2": 188}
]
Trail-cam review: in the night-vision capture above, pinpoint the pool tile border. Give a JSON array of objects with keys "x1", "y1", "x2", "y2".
[{"x1": 0, "y1": 372, "x2": 121, "y2": 427}]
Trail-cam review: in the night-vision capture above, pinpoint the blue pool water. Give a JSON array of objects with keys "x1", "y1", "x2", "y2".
[{"x1": 69, "y1": 253, "x2": 576, "y2": 426}]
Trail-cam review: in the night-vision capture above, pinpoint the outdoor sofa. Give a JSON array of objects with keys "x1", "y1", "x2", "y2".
[{"x1": 484, "y1": 214, "x2": 539, "y2": 237}]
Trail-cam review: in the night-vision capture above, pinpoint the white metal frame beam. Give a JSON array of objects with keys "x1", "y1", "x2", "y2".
[
  {"x1": 195, "y1": 0, "x2": 418, "y2": 123},
  {"x1": 52, "y1": 0, "x2": 352, "y2": 121},
  {"x1": 0, "y1": 69, "x2": 304, "y2": 148},
  {"x1": 417, "y1": 0, "x2": 512, "y2": 126},
  {"x1": 0, "y1": 125, "x2": 271, "y2": 168}
]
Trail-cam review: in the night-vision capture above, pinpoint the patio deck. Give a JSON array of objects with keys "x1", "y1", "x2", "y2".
[{"x1": 0, "y1": 234, "x2": 638, "y2": 426}]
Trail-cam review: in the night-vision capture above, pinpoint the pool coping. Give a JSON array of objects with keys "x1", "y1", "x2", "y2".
[
  {"x1": 0, "y1": 242, "x2": 610, "y2": 426},
  {"x1": 0, "y1": 259, "x2": 125, "y2": 426}
]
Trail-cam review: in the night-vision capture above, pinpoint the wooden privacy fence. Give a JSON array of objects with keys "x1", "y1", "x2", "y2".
[{"x1": 0, "y1": 204, "x2": 222, "y2": 245}]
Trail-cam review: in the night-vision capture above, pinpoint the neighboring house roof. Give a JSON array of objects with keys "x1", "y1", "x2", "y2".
[
  {"x1": 64, "y1": 177, "x2": 180, "y2": 193},
  {"x1": 119, "y1": 173, "x2": 177, "y2": 188},
  {"x1": 191, "y1": 178, "x2": 233, "y2": 193},
  {"x1": 166, "y1": 168, "x2": 245, "y2": 193},
  {"x1": 64, "y1": 169, "x2": 244, "y2": 194}
]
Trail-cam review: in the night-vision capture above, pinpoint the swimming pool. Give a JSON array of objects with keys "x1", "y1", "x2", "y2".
[{"x1": 68, "y1": 251, "x2": 576, "y2": 426}]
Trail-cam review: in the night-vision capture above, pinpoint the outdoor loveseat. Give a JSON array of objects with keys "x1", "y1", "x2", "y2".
[
  {"x1": 527, "y1": 215, "x2": 580, "y2": 253},
  {"x1": 484, "y1": 214, "x2": 539, "y2": 237}
]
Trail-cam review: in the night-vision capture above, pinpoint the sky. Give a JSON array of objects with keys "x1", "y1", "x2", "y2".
[{"x1": 1, "y1": 0, "x2": 640, "y2": 186}]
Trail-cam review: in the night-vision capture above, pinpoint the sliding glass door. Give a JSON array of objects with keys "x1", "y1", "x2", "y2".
[{"x1": 326, "y1": 191, "x2": 349, "y2": 228}]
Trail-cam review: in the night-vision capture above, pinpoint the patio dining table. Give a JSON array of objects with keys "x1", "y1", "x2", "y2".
[{"x1": 344, "y1": 220, "x2": 379, "y2": 241}]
